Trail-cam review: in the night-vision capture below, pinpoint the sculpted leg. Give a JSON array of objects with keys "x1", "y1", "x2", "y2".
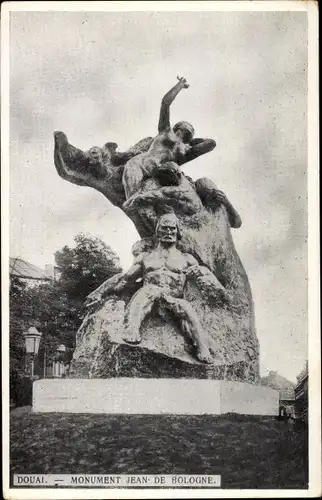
[
  {"x1": 163, "y1": 295, "x2": 213, "y2": 363},
  {"x1": 123, "y1": 285, "x2": 161, "y2": 344},
  {"x1": 122, "y1": 155, "x2": 161, "y2": 200}
]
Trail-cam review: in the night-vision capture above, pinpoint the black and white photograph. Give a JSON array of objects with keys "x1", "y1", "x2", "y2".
[{"x1": 2, "y1": 1, "x2": 320, "y2": 498}]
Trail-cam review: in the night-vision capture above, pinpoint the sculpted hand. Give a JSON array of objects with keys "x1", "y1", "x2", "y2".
[
  {"x1": 186, "y1": 265, "x2": 210, "y2": 283},
  {"x1": 187, "y1": 264, "x2": 209, "y2": 276},
  {"x1": 176, "y1": 76, "x2": 189, "y2": 89},
  {"x1": 213, "y1": 189, "x2": 228, "y2": 205},
  {"x1": 187, "y1": 265, "x2": 226, "y2": 294}
]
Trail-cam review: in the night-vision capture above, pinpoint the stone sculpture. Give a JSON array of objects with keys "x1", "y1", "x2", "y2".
[
  {"x1": 54, "y1": 77, "x2": 260, "y2": 382},
  {"x1": 121, "y1": 76, "x2": 216, "y2": 201},
  {"x1": 87, "y1": 212, "x2": 226, "y2": 364}
]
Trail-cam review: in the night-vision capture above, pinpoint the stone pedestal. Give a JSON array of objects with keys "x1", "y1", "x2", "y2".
[{"x1": 33, "y1": 379, "x2": 279, "y2": 416}]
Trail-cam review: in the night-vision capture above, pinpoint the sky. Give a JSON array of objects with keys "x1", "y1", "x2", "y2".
[{"x1": 9, "y1": 9, "x2": 308, "y2": 382}]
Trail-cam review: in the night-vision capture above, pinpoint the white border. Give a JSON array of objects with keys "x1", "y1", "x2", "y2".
[
  {"x1": 307, "y1": 1, "x2": 321, "y2": 494},
  {"x1": 0, "y1": 0, "x2": 311, "y2": 12},
  {"x1": 1, "y1": 1, "x2": 320, "y2": 499}
]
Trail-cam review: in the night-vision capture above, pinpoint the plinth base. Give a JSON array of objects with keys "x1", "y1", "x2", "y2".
[{"x1": 33, "y1": 379, "x2": 278, "y2": 415}]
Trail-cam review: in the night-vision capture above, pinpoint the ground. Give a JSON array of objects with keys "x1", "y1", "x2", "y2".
[{"x1": 10, "y1": 407, "x2": 308, "y2": 489}]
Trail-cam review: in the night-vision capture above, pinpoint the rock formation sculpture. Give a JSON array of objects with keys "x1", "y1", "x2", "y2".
[{"x1": 54, "y1": 77, "x2": 260, "y2": 382}]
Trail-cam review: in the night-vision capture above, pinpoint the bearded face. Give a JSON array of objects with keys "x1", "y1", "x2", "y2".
[{"x1": 156, "y1": 215, "x2": 178, "y2": 244}]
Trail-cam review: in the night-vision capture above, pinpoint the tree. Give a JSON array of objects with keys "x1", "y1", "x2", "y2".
[
  {"x1": 37, "y1": 234, "x2": 122, "y2": 354},
  {"x1": 10, "y1": 234, "x2": 122, "y2": 397},
  {"x1": 55, "y1": 233, "x2": 122, "y2": 303},
  {"x1": 10, "y1": 276, "x2": 30, "y2": 378},
  {"x1": 9, "y1": 276, "x2": 37, "y2": 406}
]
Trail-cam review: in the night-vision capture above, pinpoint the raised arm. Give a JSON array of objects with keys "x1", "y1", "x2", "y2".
[{"x1": 158, "y1": 76, "x2": 189, "y2": 133}]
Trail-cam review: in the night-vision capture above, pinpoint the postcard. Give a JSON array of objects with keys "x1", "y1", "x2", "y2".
[{"x1": 2, "y1": 1, "x2": 320, "y2": 498}]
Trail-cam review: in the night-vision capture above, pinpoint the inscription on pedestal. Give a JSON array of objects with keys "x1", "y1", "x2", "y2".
[{"x1": 33, "y1": 379, "x2": 278, "y2": 415}]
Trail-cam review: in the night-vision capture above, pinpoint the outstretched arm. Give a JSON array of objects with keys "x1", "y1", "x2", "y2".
[
  {"x1": 105, "y1": 137, "x2": 154, "y2": 166},
  {"x1": 113, "y1": 257, "x2": 144, "y2": 293},
  {"x1": 186, "y1": 263, "x2": 231, "y2": 304},
  {"x1": 85, "y1": 257, "x2": 144, "y2": 310},
  {"x1": 158, "y1": 76, "x2": 189, "y2": 133},
  {"x1": 177, "y1": 137, "x2": 216, "y2": 166}
]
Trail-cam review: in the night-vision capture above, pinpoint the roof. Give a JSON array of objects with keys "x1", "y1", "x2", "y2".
[{"x1": 10, "y1": 257, "x2": 48, "y2": 280}]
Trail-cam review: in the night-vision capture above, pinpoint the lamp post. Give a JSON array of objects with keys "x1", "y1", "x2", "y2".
[{"x1": 23, "y1": 327, "x2": 42, "y2": 379}]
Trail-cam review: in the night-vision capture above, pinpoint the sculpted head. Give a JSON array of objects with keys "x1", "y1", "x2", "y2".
[
  {"x1": 173, "y1": 121, "x2": 195, "y2": 143},
  {"x1": 155, "y1": 213, "x2": 182, "y2": 245},
  {"x1": 88, "y1": 146, "x2": 103, "y2": 165}
]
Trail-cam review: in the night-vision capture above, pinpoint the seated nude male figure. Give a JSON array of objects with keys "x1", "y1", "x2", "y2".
[{"x1": 111, "y1": 213, "x2": 213, "y2": 363}]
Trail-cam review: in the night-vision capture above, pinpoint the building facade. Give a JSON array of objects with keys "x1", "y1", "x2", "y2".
[
  {"x1": 294, "y1": 362, "x2": 308, "y2": 421},
  {"x1": 279, "y1": 389, "x2": 295, "y2": 418},
  {"x1": 10, "y1": 257, "x2": 55, "y2": 286}
]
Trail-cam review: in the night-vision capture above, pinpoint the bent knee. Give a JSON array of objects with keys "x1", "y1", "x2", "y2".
[{"x1": 164, "y1": 297, "x2": 193, "y2": 316}]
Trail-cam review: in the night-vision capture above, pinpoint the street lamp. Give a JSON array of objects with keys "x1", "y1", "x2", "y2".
[{"x1": 23, "y1": 327, "x2": 42, "y2": 379}]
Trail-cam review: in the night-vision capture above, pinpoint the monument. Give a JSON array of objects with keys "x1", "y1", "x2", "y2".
[{"x1": 34, "y1": 77, "x2": 278, "y2": 415}]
